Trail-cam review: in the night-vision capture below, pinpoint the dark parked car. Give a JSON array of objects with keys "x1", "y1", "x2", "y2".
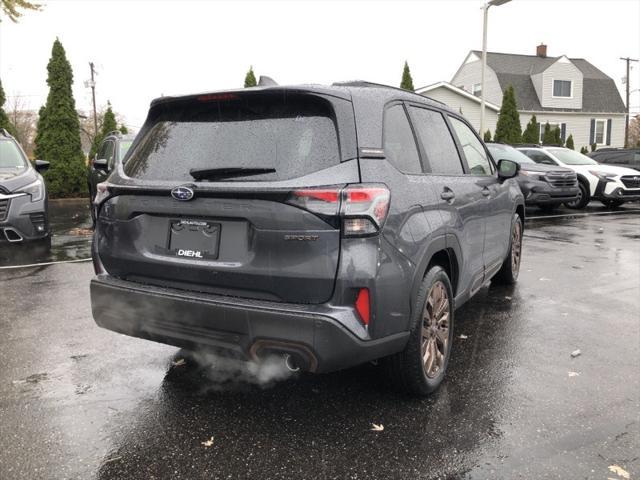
[
  {"x1": 90, "y1": 82, "x2": 524, "y2": 396},
  {"x1": 486, "y1": 143, "x2": 579, "y2": 211},
  {"x1": 588, "y1": 148, "x2": 640, "y2": 172},
  {"x1": 0, "y1": 129, "x2": 50, "y2": 243},
  {"x1": 87, "y1": 130, "x2": 134, "y2": 222}
]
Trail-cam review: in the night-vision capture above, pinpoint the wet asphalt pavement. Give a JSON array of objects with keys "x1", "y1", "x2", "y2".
[{"x1": 0, "y1": 201, "x2": 639, "y2": 479}]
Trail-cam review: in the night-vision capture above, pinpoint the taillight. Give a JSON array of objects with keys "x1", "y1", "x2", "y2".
[
  {"x1": 342, "y1": 185, "x2": 390, "y2": 236},
  {"x1": 355, "y1": 288, "x2": 370, "y2": 325},
  {"x1": 286, "y1": 184, "x2": 390, "y2": 237},
  {"x1": 286, "y1": 188, "x2": 341, "y2": 216}
]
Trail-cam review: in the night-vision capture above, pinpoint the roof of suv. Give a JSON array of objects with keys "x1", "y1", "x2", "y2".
[{"x1": 150, "y1": 82, "x2": 455, "y2": 115}]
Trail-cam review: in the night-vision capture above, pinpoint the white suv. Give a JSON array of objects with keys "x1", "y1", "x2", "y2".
[{"x1": 516, "y1": 146, "x2": 640, "y2": 209}]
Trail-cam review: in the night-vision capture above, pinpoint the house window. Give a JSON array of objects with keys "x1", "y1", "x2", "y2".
[
  {"x1": 553, "y1": 80, "x2": 572, "y2": 98},
  {"x1": 539, "y1": 122, "x2": 561, "y2": 143},
  {"x1": 594, "y1": 119, "x2": 606, "y2": 145},
  {"x1": 471, "y1": 83, "x2": 482, "y2": 97}
]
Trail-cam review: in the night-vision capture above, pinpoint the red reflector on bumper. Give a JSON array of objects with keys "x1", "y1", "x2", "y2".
[{"x1": 355, "y1": 288, "x2": 370, "y2": 325}]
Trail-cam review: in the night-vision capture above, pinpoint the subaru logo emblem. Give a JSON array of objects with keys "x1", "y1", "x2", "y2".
[{"x1": 171, "y1": 186, "x2": 194, "y2": 201}]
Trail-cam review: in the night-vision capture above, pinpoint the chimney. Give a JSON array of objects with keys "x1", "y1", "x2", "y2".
[{"x1": 536, "y1": 43, "x2": 547, "y2": 58}]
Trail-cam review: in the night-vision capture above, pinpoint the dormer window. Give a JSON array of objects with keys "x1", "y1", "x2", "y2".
[{"x1": 553, "y1": 80, "x2": 572, "y2": 98}]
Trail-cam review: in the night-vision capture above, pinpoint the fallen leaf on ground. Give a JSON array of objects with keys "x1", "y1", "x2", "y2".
[
  {"x1": 608, "y1": 465, "x2": 630, "y2": 479},
  {"x1": 370, "y1": 424, "x2": 384, "y2": 432},
  {"x1": 567, "y1": 371, "x2": 580, "y2": 377},
  {"x1": 539, "y1": 277, "x2": 551, "y2": 282},
  {"x1": 459, "y1": 334, "x2": 468, "y2": 339},
  {"x1": 69, "y1": 227, "x2": 93, "y2": 236},
  {"x1": 173, "y1": 358, "x2": 186, "y2": 367},
  {"x1": 201, "y1": 437, "x2": 214, "y2": 448},
  {"x1": 504, "y1": 296, "x2": 512, "y2": 300},
  {"x1": 571, "y1": 349, "x2": 581, "y2": 358}
]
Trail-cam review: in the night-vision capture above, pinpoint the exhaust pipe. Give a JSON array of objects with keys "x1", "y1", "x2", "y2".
[
  {"x1": 3, "y1": 228, "x2": 23, "y2": 243},
  {"x1": 283, "y1": 353, "x2": 301, "y2": 372}
]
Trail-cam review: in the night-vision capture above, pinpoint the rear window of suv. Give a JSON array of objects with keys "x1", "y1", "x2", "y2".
[{"x1": 124, "y1": 94, "x2": 340, "y2": 182}]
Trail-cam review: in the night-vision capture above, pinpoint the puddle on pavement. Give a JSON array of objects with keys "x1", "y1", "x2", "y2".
[{"x1": 0, "y1": 199, "x2": 93, "y2": 267}]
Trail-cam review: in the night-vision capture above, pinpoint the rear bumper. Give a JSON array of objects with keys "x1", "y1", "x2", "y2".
[
  {"x1": 0, "y1": 193, "x2": 49, "y2": 242},
  {"x1": 90, "y1": 275, "x2": 409, "y2": 373}
]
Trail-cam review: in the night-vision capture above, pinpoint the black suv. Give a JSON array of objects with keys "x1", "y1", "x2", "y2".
[
  {"x1": 0, "y1": 129, "x2": 50, "y2": 243},
  {"x1": 90, "y1": 83, "x2": 524, "y2": 395},
  {"x1": 588, "y1": 148, "x2": 640, "y2": 172},
  {"x1": 87, "y1": 130, "x2": 134, "y2": 222},
  {"x1": 486, "y1": 143, "x2": 579, "y2": 211}
]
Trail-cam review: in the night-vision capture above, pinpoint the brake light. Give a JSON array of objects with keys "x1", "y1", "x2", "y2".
[
  {"x1": 286, "y1": 184, "x2": 390, "y2": 236},
  {"x1": 197, "y1": 93, "x2": 238, "y2": 102},
  {"x1": 355, "y1": 288, "x2": 370, "y2": 325}
]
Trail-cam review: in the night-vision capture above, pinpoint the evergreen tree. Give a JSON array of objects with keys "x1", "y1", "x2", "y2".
[
  {"x1": 0, "y1": 78, "x2": 17, "y2": 136},
  {"x1": 119, "y1": 124, "x2": 128, "y2": 134},
  {"x1": 590, "y1": 143, "x2": 597, "y2": 152},
  {"x1": 565, "y1": 134, "x2": 574, "y2": 150},
  {"x1": 483, "y1": 130, "x2": 492, "y2": 142},
  {"x1": 244, "y1": 66, "x2": 257, "y2": 88},
  {"x1": 33, "y1": 38, "x2": 86, "y2": 197},
  {"x1": 552, "y1": 126, "x2": 562, "y2": 146},
  {"x1": 400, "y1": 61, "x2": 414, "y2": 91},
  {"x1": 494, "y1": 85, "x2": 522, "y2": 144},
  {"x1": 522, "y1": 115, "x2": 539, "y2": 144},
  {"x1": 542, "y1": 122, "x2": 555, "y2": 145},
  {"x1": 580, "y1": 146, "x2": 589, "y2": 154},
  {"x1": 89, "y1": 102, "x2": 118, "y2": 158}
]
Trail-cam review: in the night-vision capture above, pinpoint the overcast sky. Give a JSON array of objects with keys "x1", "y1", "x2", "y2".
[{"x1": 1, "y1": 0, "x2": 639, "y2": 130}]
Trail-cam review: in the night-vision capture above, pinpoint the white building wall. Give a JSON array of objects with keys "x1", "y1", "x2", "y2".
[
  {"x1": 521, "y1": 111, "x2": 626, "y2": 148},
  {"x1": 423, "y1": 87, "x2": 499, "y2": 135},
  {"x1": 451, "y1": 56, "x2": 504, "y2": 106},
  {"x1": 540, "y1": 59, "x2": 584, "y2": 109}
]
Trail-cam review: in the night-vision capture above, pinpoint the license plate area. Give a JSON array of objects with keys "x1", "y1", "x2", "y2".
[{"x1": 169, "y1": 219, "x2": 220, "y2": 260}]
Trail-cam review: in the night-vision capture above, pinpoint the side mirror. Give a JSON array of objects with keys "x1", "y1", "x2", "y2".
[
  {"x1": 93, "y1": 158, "x2": 109, "y2": 172},
  {"x1": 497, "y1": 159, "x2": 520, "y2": 179},
  {"x1": 34, "y1": 159, "x2": 50, "y2": 173}
]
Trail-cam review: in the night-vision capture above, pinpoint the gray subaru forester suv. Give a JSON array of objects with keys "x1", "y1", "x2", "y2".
[{"x1": 90, "y1": 82, "x2": 524, "y2": 396}]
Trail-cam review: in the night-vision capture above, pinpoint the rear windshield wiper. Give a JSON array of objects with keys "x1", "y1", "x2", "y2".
[{"x1": 189, "y1": 167, "x2": 276, "y2": 181}]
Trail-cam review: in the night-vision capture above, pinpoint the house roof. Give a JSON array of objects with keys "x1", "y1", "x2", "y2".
[
  {"x1": 414, "y1": 81, "x2": 500, "y2": 111},
  {"x1": 468, "y1": 51, "x2": 626, "y2": 113}
]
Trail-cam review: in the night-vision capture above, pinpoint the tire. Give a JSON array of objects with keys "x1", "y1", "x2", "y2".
[
  {"x1": 494, "y1": 213, "x2": 523, "y2": 285},
  {"x1": 384, "y1": 266, "x2": 454, "y2": 396},
  {"x1": 565, "y1": 182, "x2": 589, "y2": 209},
  {"x1": 600, "y1": 199, "x2": 624, "y2": 208}
]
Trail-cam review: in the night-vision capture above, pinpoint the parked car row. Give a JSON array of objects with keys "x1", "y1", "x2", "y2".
[
  {"x1": 0, "y1": 129, "x2": 50, "y2": 243},
  {"x1": 1, "y1": 81, "x2": 637, "y2": 398}
]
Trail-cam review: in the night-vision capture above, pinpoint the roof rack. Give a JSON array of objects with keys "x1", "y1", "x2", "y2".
[
  {"x1": 331, "y1": 80, "x2": 446, "y2": 105},
  {"x1": 511, "y1": 143, "x2": 543, "y2": 148}
]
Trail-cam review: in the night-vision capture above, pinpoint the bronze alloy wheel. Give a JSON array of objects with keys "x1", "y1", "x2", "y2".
[
  {"x1": 421, "y1": 281, "x2": 450, "y2": 378},
  {"x1": 511, "y1": 220, "x2": 522, "y2": 275}
]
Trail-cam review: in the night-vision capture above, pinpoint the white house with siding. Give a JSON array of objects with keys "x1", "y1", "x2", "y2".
[
  {"x1": 415, "y1": 82, "x2": 500, "y2": 136},
  {"x1": 420, "y1": 44, "x2": 626, "y2": 149}
]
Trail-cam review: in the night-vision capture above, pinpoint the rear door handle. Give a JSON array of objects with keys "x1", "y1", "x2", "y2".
[
  {"x1": 441, "y1": 189, "x2": 455, "y2": 201},
  {"x1": 481, "y1": 187, "x2": 491, "y2": 197}
]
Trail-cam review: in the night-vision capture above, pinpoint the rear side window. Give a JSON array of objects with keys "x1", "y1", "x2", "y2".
[
  {"x1": 449, "y1": 117, "x2": 494, "y2": 175},
  {"x1": 410, "y1": 107, "x2": 463, "y2": 175},
  {"x1": 125, "y1": 95, "x2": 340, "y2": 182},
  {"x1": 383, "y1": 104, "x2": 422, "y2": 174}
]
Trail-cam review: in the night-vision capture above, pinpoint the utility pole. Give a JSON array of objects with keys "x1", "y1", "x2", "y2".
[
  {"x1": 620, "y1": 56, "x2": 639, "y2": 148},
  {"x1": 89, "y1": 62, "x2": 98, "y2": 139}
]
